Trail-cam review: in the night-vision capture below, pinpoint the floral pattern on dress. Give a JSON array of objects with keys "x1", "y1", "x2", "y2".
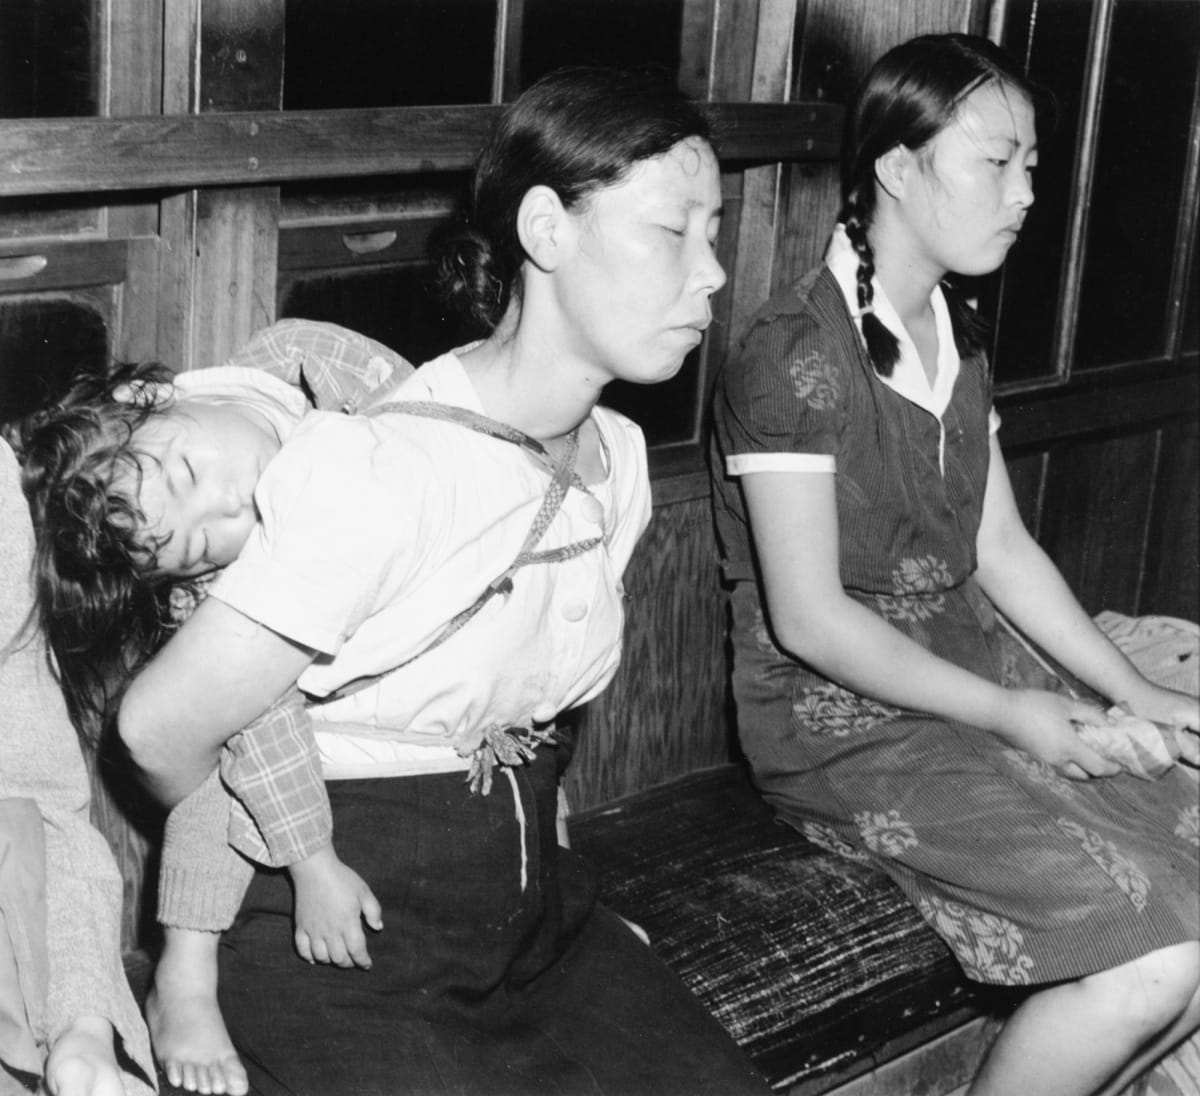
[
  {"x1": 800, "y1": 820, "x2": 871, "y2": 862},
  {"x1": 1057, "y1": 818, "x2": 1151, "y2": 912},
  {"x1": 855, "y1": 808, "x2": 918, "y2": 857},
  {"x1": 1175, "y1": 804, "x2": 1200, "y2": 848},
  {"x1": 918, "y1": 896, "x2": 1035, "y2": 984},
  {"x1": 875, "y1": 555, "x2": 953, "y2": 623},
  {"x1": 793, "y1": 682, "x2": 900, "y2": 737},
  {"x1": 788, "y1": 350, "x2": 839, "y2": 409},
  {"x1": 1001, "y1": 748, "x2": 1077, "y2": 796}
]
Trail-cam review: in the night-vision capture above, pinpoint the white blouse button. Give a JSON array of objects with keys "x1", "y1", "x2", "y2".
[
  {"x1": 580, "y1": 495, "x2": 605, "y2": 525},
  {"x1": 562, "y1": 600, "x2": 588, "y2": 622}
]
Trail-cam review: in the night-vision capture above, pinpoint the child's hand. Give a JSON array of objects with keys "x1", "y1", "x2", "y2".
[
  {"x1": 43, "y1": 1014, "x2": 124, "y2": 1096},
  {"x1": 288, "y1": 843, "x2": 383, "y2": 969},
  {"x1": 995, "y1": 689, "x2": 1122, "y2": 780}
]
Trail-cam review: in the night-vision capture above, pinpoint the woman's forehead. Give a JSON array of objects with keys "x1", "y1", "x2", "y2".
[
  {"x1": 614, "y1": 137, "x2": 720, "y2": 202},
  {"x1": 661, "y1": 135, "x2": 718, "y2": 177}
]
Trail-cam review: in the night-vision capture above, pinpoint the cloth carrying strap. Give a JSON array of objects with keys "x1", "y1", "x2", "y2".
[{"x1": 321, "y1": 400, "x2": 603, "y2": 703}]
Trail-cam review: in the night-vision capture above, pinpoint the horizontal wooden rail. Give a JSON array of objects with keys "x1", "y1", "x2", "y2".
[
  {"x1": 0, "y1": 102, "x2": 842, "y2": 199},
  {"x1": 997, "y1": 367, "x2": 1199, "y2": 450}
]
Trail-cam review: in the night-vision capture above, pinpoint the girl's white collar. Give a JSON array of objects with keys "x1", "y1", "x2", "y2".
[{"x1": 824, "y1": 225, "x2": 960, "y2": 420}]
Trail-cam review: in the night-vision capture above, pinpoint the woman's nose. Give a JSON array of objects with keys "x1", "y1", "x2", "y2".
[{"x1": 695, "y1": 241, "x2": 727, "y2": 294}]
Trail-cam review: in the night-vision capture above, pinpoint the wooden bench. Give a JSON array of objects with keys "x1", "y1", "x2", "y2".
[
  {"x1": 567, "y1": 613, "x2": 1199, "y2": 1094},
  {"x1": 570, "y1": 764, "x2": 1011, "y2": 1095}
]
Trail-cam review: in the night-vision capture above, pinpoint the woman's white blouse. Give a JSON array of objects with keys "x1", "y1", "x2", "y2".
[{"x1": 212, "y1": 351, "x2": 651, "y2": 777}]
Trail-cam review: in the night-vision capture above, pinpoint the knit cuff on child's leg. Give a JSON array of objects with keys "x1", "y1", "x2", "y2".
[
  {"x1": 157, "y1": 847, "x2": 255, "y2": 932},
  {"x1": 157, "y1": 768, "x2": 255, "y2": 932}
]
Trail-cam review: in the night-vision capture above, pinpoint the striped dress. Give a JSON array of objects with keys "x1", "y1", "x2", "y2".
[{"x1": 710, "y1": 266, "x2": 1199, "y2": 986}]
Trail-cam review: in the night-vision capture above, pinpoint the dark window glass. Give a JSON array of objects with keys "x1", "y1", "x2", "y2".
[
  {"x1": 0, "y1": 1, "x2": 98, "y2": 118},
  {"x1": 279, "y1": 264, "x2": 467, "y2": 371},
  {"x1": 983, "y1": 0, "x2": 1094, "y2": 386},
  {"x1": 0, "y1": 198, "x2": 103, "y2": 240},
  {"x1": 282, "y1": 0, "x2": 496, "y2": 108},
  {"x1": 1074, "y1": 0, "x2": 1199, "y2": 369},
  {"x1": 600, "y1": 353, "x2": 700, "y2": 447},
  {"x1": 520, "y1": 0, "x2": 683, "y2": 88},
  {"x1": 0, "y1": 296, "x2": 109, "y2": 425}
]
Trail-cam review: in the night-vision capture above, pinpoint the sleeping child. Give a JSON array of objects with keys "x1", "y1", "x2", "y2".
[{"x1": 7, "y1": 319, "x2": 411, "y2": 1094}]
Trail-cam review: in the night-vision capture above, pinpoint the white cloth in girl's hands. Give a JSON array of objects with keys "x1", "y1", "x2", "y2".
[{"x1": 1073, "y1": 704, "x2": 1184, "y2": 781}]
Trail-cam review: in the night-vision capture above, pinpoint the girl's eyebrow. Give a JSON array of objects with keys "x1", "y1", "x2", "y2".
[{"x1": 984, "y1": 133, "x2": 1038, "y2": 154}]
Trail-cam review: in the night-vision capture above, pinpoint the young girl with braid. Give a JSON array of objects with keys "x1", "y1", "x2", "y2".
[{"x1": 711, "y1": 34, "x2": 1198, "y2": 1096}]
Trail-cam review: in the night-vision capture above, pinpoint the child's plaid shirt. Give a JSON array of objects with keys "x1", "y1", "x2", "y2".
[{"x1": 177, "y1": 319, "x2": 413, "y2": 867}]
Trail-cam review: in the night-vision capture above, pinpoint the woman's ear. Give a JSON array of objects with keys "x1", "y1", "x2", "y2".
[
  {"x1": 874, "y1": 144, "x2": 912, "y2": 200},
  {"x1": 516, "y1": 185, "x2": 568, "y2": 273}
]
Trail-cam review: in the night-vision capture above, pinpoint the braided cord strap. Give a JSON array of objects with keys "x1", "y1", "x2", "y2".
[
  {"x1": 322, "y1": 401, "x2": 602, "y2": 706},
  {"x1": 369, "y1": 399, "x2": 589, "y2": 489}
]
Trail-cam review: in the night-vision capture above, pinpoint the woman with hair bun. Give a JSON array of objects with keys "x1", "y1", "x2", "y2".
[
  {"x1": 712, "y1": 33, "x2": 1198, "y2": 1095},
  {"x1": 111, "y1": 65, "x2": 766, "y2": 1095}
]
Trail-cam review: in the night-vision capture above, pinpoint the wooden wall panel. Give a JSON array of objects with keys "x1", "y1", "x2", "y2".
[
  {"x1": 157, "y1": 0, "x2": 284, "y2": 373},
  {"x1": 1140, "y1": 417, "x2": 1200, "y2": 621},
  {"x1": 1004, "y1": 449, "x2": 1047, "y2": 541},
  {"x1": 565, "y1": 497, "x2": 733, "y2": 810},
  {"x1": 726, "y1": 0, "x2": 799, "y2": 349},
  {"x1": 1037, "y1": 431, "x2": 1161, "y2": 616},
  {"x1": 679, "y1": 0, "x2": 718, "y2": 98},
  {"x1": 191, "y1": 187, "x2": 279, "y2": 369}
]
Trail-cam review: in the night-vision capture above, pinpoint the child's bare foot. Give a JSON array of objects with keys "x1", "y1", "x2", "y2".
[{"x1": 147, "y1": 927, "x2": 249, "y2": 1095}]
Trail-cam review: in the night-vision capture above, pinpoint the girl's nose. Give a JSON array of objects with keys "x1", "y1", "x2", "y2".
[{"x1": 1012, "y1": 171, "x2": 1035, "y2": 210}]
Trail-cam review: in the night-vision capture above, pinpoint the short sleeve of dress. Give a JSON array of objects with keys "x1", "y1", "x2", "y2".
[
  {"x1": 212, "y1": 412, "x2": 425, "y2": 656},
  {"x1": 715, "y1": 306, "x2": 844, "y2": 476}
]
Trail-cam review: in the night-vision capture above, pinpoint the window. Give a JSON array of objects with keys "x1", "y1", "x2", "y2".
[
  {"x1": 283, "y1": 0, "x2": 497, "y2": 108},
  {"x1": 0, "y1": 1, "x2": 99, "y2": 119},
  {"x1": 520, "y1": 0, "x2": 685, "y2": 86},
  {"x1": 986, "y1": 0, "x2": 1200, "y2": 387},
  {"x1": 985, "y1": 0, "x2": 1095, "y2": 385},
  {"x1": 1073, "y1": 0, "x2": 1199, "y2": 370},
  {"x1": 0, "y1": 296, "x2": 109, "y2": 426}
]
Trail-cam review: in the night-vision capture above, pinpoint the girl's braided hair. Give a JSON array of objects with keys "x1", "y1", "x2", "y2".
[
  {"x1": 839, "y1": 33, "x2": 1048, "y2": 376},
  {"x1": 2, "y1": 361, "x2": 195, "y2": 735}
]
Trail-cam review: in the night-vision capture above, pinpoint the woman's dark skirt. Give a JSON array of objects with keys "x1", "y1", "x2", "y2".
[{"x1": 215, "y1": 746, "x2": 769, "y2": 1095}]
